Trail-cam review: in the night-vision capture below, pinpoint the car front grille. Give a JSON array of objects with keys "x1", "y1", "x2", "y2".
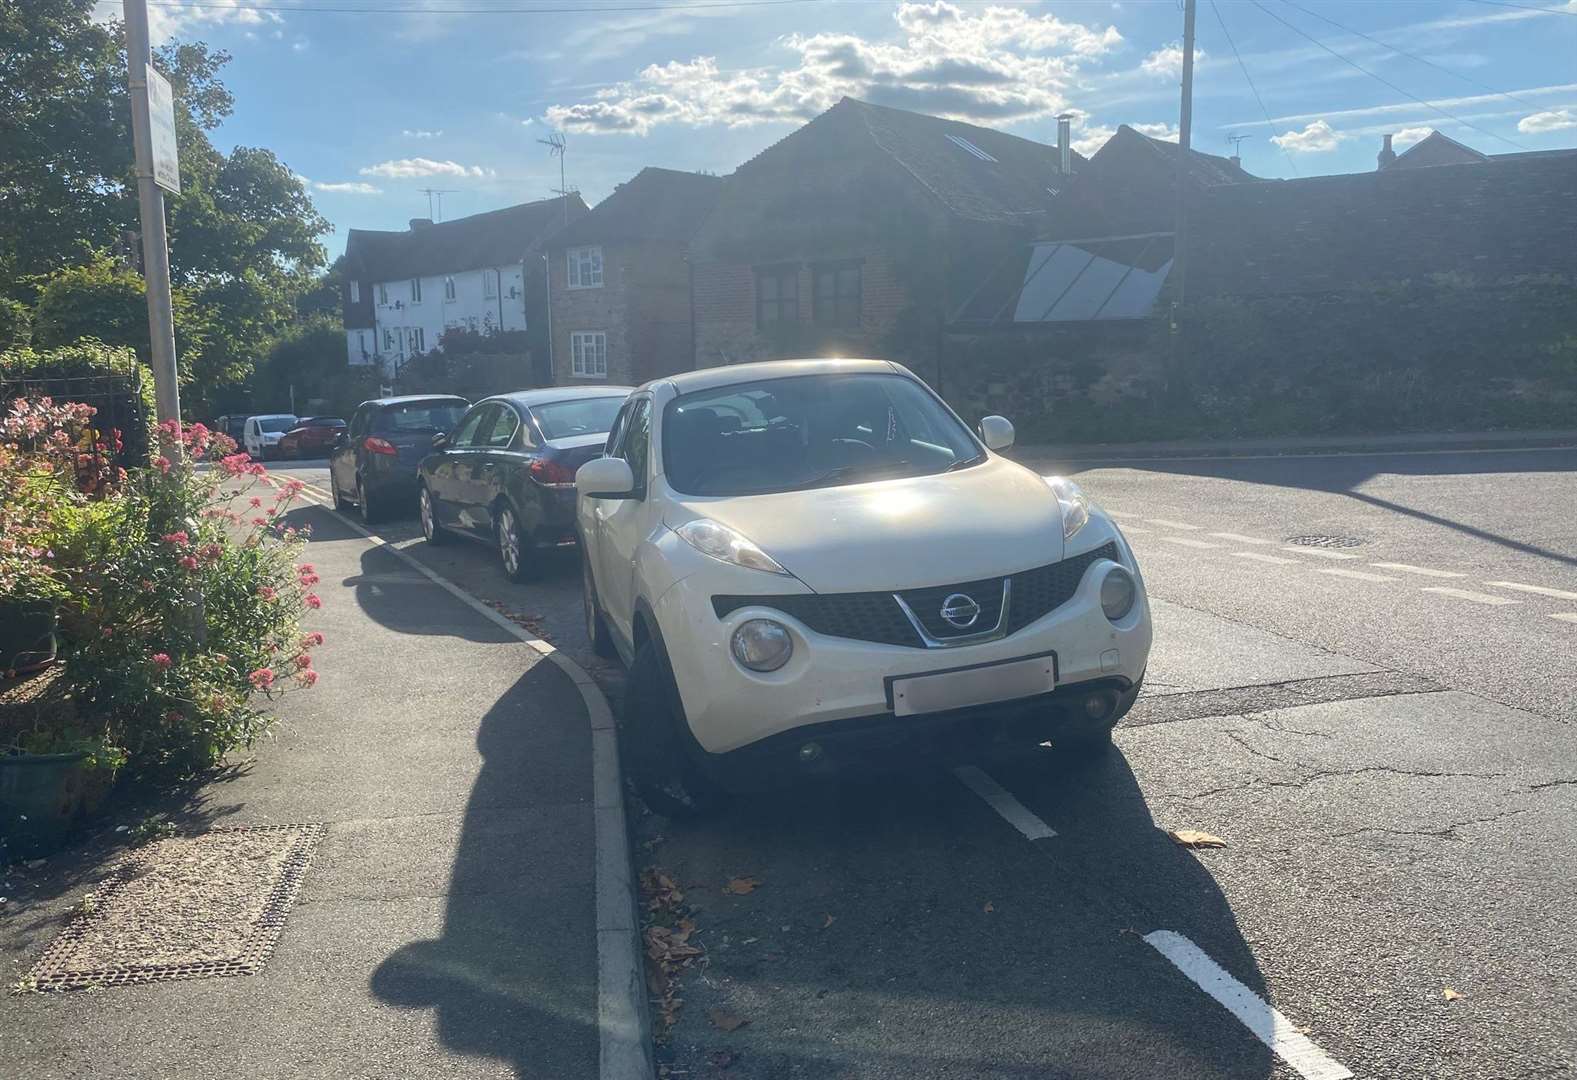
[{"x1": 712, "y1": 540, "x2": 1120, "y2": 649}]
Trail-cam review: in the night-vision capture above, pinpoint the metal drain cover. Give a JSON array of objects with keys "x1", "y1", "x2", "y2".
[
  {"x1": 24, "y1": 823, "x2": 323, "y2": 992},
  {"x1": 1285, "y1": 535, "x2": 1368, "y2": 549}
]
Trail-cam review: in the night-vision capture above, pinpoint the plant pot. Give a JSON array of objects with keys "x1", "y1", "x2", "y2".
[
  {"x1": 0, "y1": 751, "x2": 116, "y2": 860},
  {"x1": 0, "y1": 599, "x2": 58, "y2": 675}
]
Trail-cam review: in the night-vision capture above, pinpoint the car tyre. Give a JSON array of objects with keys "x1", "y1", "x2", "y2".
[
  {"x1": 581, "y1": 550, "x2": 617, "y2": 659},
  {"x1": 623, "y1": 641, "x2": 728, "y2": 820},
  {"x1": 419, "y1": 484, "x2": 448, "y2": 545},
  {"x1": 1054, "y1": 722, "x2": 1116, "y2": 758},
  {"x1": 358, "y1": 479, "x2": 381, "y2": 525},
  {"x1": 496, "y1": 505, "x2": 533, "y2": 583}
]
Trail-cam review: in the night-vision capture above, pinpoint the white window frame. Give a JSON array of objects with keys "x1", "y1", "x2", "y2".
[
  {"x1": 444, "y1": 276, "x2": 456, "y2": 301},
  {"x1": 382, "y1": 328, "x2": 395, "y2": 351},
  {"x1": 483, "y1": 268, "x2": 498, "y2": 299},
  {"x1": 350, "y1": 280, "x2": 361, "y2": 304},
  {"x1": 567, "y1": 246, "x2": 603, "y2": 289},
  {"x1": 409, "y1": 327, "x2": 425, "y2": 353},
  {"x1": 569, "y1": 330, "x2": 608, "y2": 378},
  {"x1": 410, "y1": 278, "x2": 422, "y2": 304},
  {"x1": 377, "y1": 283, "x2": 389, "y2": 305}
]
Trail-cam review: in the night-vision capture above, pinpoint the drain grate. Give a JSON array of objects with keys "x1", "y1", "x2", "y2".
[
  {"x1": 1285, "y1": 535, "x2": 1367, "y2": 549},
  {"x1": 24, "y1": 823, "x2": 324, "y2": 992}
]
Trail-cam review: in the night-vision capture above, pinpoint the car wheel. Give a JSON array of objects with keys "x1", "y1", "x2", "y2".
[
  {"x1": 419, "y1": 484, "x2": 448, "y2": 545},
  {"x1": 496, "y1": 506, "x2": 533, "y2": 583},
  {"x1": 582, "y1": 549, "x2": 617, "y2": 659},
  {"x1": 358, "y1": 479, "x2": 381, "y2": 525},
  {"x1": 1053, "y1": 721, "x2": 1116, "y2": 758},
  {"x1": 623, "y1": 641, "x2": 728, "y2": 819}
]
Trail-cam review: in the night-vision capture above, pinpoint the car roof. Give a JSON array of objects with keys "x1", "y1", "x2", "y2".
[
  {"x1": 484, "y1": 386, "x2": 634, "y2": 411},
  {"x1": 361, "y1": 395, "x2": 469, "y2": 408},
  {"x1": 645, "y1": 358, "x2": 899, "y2": 396},
  {"x1": 248, "y1": 413, "x2": 297, "y2": 420}
]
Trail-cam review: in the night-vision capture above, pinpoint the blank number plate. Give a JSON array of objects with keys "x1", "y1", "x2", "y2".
[{"x1": 890, "y1": 654, "x2": 1057, "y2": 717}]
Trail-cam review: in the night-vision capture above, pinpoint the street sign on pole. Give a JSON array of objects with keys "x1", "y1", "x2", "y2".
[{"x1": 145, "y1": 65, "x2": 181, "y2": 195}]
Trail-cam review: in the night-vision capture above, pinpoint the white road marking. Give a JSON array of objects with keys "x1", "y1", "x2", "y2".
[
  {"x1": 1119, "y1": 525, "x2": 1151, "y2": 535},
  {"x1": 1315, "y1": 567, "x2": 1399, "y2": 584},
  {"x1": 1486, "y1": 580, "x2": 1577, "y2": 602},
  {"x1": 1146, "y1": 518, "x2": 1202, "y2": 530},
  {"x1": 1144, "y1": 931, "x2": 1353, "y2": 1080},
  {"x1": 1422, "y1": 587, "x2": 1521, "y2": 606},
  {"x1": 1369, "y1": 562, "x2": 1466, "y2": 579},
  {"x1": 1158, "y1": 536, "x2": 1221, "y2": 550},
  {"x1": 1283, "y1": 547, "x2": 1361, "y2": 561},
  {"x1": 953, "y1": 766, "x2": 1057, "y2": 840},
  {"x1": 1550, "y1": 613, "x2": 1577, "y2": 624},
  {"x1": 1210, "y1": 532, "x2": 1272, "y2": 545},
  {"x1": 1232, "y1": 551, "x2": 1301, "y2": 565}
]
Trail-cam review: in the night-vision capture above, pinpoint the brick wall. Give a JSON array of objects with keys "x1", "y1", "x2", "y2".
[{"x1": 548, "y1": 241, "x2": 700, "y2": 387}]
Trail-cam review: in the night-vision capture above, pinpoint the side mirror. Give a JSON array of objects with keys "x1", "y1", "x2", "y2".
[
  {"x1": 979, "y1": 415, "x2": 1015, "y2": 452},
  {"x1": 332, "y1": 432, "x2": 349, "y2": 449},
  {"x1": 431, "y1": 432, "x2": 449, "y2": 450},
  {"x1": 577, "y1": 457, "x2": 636, "y2": 499}
]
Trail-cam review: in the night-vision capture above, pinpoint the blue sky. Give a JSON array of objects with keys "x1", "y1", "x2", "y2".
[{"x1": 125, "y1": 0, "x2": 1577, "y2": 259}]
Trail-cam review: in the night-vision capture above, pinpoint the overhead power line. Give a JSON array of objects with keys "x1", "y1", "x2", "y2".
[
  {"x1": 1209, "y1": 0, "x2": 1299, "y2": 176},
  {"x1": 1246, "y1": 0, "x2": 1529, "y2": 151},
  {"x1": 144, "y1": 0, "x2": 822, "y2": 12},
  {"x1": 1459, "y1": 0, "x2": 1577, "y2": 15}
]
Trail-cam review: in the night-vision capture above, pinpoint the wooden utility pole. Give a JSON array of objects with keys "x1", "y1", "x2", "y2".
[{"x1": 1173, "y1": 0, "x2": 1197, "y2": 310}]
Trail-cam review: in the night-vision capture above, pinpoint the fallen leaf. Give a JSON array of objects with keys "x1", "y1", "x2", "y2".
[
  {"x1": 724, "y1": 876, "x2": 762, "y2": 895},
  {"x1": 983, "y1": 901, "x2": 995, "y2": 913},
  {"x1": 708, "y1": 1008, "x2": 751, "y2": 1032},
  {"x1": 821, "y1": 913, "x2": 835, "y2": 930},
  {"x1": 1443, "y1": 987, "x2": 1463, "y2": 1002},
  {"x1": 1168, "y1": 829, "x2": 1227, "y2": 849},
  {"x1": 741, "y1": 937, "x2": 759, "y2": 945}
]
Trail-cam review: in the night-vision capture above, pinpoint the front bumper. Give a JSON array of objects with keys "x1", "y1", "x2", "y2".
[{"x1": 653, "y1": 543, "x2": 1153, "y2": 756}]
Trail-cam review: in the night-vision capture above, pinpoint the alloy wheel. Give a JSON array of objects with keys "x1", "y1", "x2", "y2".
[
  {"x1": 420, "y1": 487, "x2": 435, "y2": 540},
  {"x1": 498, "y1": 509, "x2": 521, "y2": 576}
]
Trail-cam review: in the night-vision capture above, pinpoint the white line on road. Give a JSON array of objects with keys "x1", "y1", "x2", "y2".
[
  {"x1": 953, "y1": 766, "x2": 1057, "y2": 840},
  {"x1": 1143, "y1": 931, "x2": 1353, "y2": 1080},
  {"x1": 1315, "y1": 567, "x2": 1399, "y2": 584},
  {"x1": 1551, "y1": 613, "x2": 1577, "y2": 624},
  {"x1": 1232, "y1": 551, "x2": 1301, "y2": 565},
  {"x1": 1283, "y1": 548, "x2": 1361, "y2": 561},
  {"x1": 1486, "y1": 580, "x2": 1577, "y2": 602},
  {"x1": 1422, "y1": 587, "x2": 1521, "y2": 606},
  {"x1": 1118, "y1": 525, "x2": 1151, "y2": 534},
  {"x1": 1210, "y1": 532, "x2": 1273, "y2": 545},
  {"x1": 1146, "y1": 518, "x2": 1202, "y2": 530},
  {"x1": 1158, "y1": 536, "x2": 1221, "y2": 550},
  {"x1": 1369, "y1": 562, "x2": 1466, "y2": 579}
]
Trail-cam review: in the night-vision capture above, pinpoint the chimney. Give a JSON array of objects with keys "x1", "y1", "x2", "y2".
[
  {"x1": 1056, "y1": 113, "x2": 1074, "y2": 175},
  {"x1": 409, "y1": 217, "x2": 433, "y2": 231},
  {"x1": 1377, "y1": 133, "x2": 1396, "y2": 171}
]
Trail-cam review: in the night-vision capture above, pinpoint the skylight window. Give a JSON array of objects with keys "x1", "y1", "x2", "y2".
[{"x1": 946, "y1": 134, "x2": 998, "y2": 163}]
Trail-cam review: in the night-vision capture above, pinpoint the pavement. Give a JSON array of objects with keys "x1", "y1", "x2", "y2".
[
  {"x1": 0, "y1": 498, "x2": 635, "y2": 1079},
  {"x1": 1014, "y1": 428, "x2": 1577, "y2": 462}
]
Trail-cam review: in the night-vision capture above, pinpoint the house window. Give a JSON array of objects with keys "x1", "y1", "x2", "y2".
[
  {"x1": 409, "y1": 327, "x2": 425, "y2": 353},
  {"x1": 377, "y1": 283, "x2": 388, "y2": 305},
  {"x1": 444, "y1": 276, "x2": 456, "y2": 301},
  {"x1": 410, "y1": 278, "x2": 422, "y2": 303},
  {"x1": 755, "y1": 266, "x2": 799, "y2": 327},
  {"x1": 483, "y1": 269, "x2": 498, "y2": 299},
  {"x1": 567, "y1": 246, "x2": 603, "y2": 289},
  {"x1": 350, "y1": 280, "x2": 361, "y2": 304},
  {"x1": 570, "y1": 331, "x2": 607, "y2": 378},
  {"x1": 814, "y1": 263, "x2": 862, "y2": 328},
  {"x1": 382, "y1": 328, "x2": 395, "y2": 350},
  {"x1": 359, "y1": 330, "x2": 369, "y2": 357}
]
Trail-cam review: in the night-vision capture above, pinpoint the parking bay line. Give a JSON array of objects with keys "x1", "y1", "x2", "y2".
[
  {"x1": 1486, "y1": 580, "x2": 1577, "y2": 602},
  {"x1": 1143, "y1": 931, "x2": 1353, "y2": 1080},
  {"x1": 1422, "y1": 586, "x2": 1521, "y2": 606},
  {"x1": 1314, "y1": 567, "x2": 1398, "y2": 584},
  {"x1": 1157, "y1": 536, "x2": 1221, "y2": 550},
  {"x1": 1283, "y1": 548, "x2": 1361, "y2": 561},
  {"x1": 952, "y1": 766, "x2": 1057, "y2": 840},
  {"x1": 1210, "y1": 532, "x2": 1273, "y2": 545},
  {"x1": 1369, "y1": 562, "x2": 1466, "y2": 579},
  {"x1": 1233, "y1": 551, "x2": 1301, "y2": 566},
  {"x1": 1551, "y1": 613, "x2": 1577, "y2": 624},
  {"x1": 1146, "y1": 518, "x2": 1202, "y2": 531}
]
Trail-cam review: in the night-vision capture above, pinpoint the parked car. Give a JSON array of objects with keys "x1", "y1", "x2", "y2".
[
  {"x1": 213, "y1": 415, "x2": 248, "y2": 447},
  {"x1": 418, "y1": 386, "x2": 633, "y2": 581},
  {"x1": 243, "y1": 414, "x2": 299, "y2": 460},
  {"x1": 278, "y1": 416, "x2": 347, "y2": 460},
  {"x1": 576, "y1": 358, "x2": 1152, "y2": 816},
  {"x1": 329, "y1": 396, "x2": 469, "y2": 524}
]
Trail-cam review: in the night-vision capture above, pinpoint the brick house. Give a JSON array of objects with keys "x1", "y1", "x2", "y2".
[
  {"x1": 688, "y1": 97, "x2": 1082, "y2": 385},
  {"x1": 1378, "y1": 129, "x2": 1577, "y2": 170},
  {"x1": 542, "y1": 167, "x2": 722, "y2": 387}
]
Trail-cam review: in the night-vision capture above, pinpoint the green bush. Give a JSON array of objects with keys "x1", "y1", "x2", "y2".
[
  {"x1": 0, "y1": 299, "x2": 29, "y2": 350},
  {"x1": 1, "y1": 340, "x2": 156, "y2": 465},
  {"x1": 30, "y1": 257, "x2": 205, "y2": 372}
]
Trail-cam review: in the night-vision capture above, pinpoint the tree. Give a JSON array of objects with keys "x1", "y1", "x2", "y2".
[
  {"x1": 251, "y1": 315, "x2": 380, "y2": 418},
  {"x1": 0, "y1": 298, "x2": 29, "y2": 350},
  {"x1": 31, "y1": 256, "x2": 206, "y2": 373}
]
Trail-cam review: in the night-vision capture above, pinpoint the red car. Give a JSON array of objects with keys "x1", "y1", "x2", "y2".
[{"x1": 277, "y1": 417, "x2": 347, "y2": 460}]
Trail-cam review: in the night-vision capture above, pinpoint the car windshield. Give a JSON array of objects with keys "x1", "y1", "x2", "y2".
[
  {"x1": 532, "y1": 397, "x2": 625, "y2": 441},
  {"x1": 257, "y1": 416, "x2": 296, "y2": 433},
  {"x1": 375, "y1": 402, "x2": 468, "y2": 435},
  {"x1": 662, "y1": 373, "x2": 983, "y2": 496},
  {"x1": 303, "y1": 417, "x2": 345, "y2": 429}
]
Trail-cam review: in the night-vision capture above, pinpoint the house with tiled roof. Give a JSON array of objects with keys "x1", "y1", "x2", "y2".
[
  {"x1": 341, "y1": 194, "x2": 588, "y2": 375},
  {"x1": 1378, "y1": 129, "x2": 1577, "y2": 170},
  {"x1": 542, "y1": 167, "x2": 723, "y2": 386},
  {"x1": 688, "y1": 97, "x2": 1083, "y2": 382}
]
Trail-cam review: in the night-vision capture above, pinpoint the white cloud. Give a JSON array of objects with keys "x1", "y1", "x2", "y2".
[
  {"x1": 402, "y1": 129, "x2": 443, "y2": 139},
  {"x1": 1139, "y1": 43, "x2": 1203, "y2": 81},
  {"x1": 1071, "y1": 124, "x2": 1115, "y2": 156},
  {"x1": 1393, "y1": 126, "x2": 1434, "y2": 148},
  {"x1": 1227, "y1": 82, "x2": 1577, "y2": 131},
  {"x1": 544, "y1": 0, "x2": 1122, "y2": 135},
  {"x1": 314, "y1": 181, "x2": 383, "y2": 195},
  {"x1": 94, "y1": 0, "x2": 278, "y2": 44},
  {"x1": 359, "y1": 158, "x2": 494, "y2": 179},
  {"x1": 1518, "y1": 108, "x2": 1577, "y2": 133},
  {"x1": 1131, "y1": 121, "x2": 1178, "y2": 141},
  {"x1": 1270, "y1": 119, "x2": 1346, "y2": 153}
]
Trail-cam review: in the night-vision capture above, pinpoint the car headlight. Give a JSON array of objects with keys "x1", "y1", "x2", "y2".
[
  {"x1": 1045, "y1": 476, "x2": 1089, "y2": 541},
  {"x1": 731, "y1": 619, "x2": 793, "y2": 672},
  {"x1": 674, "y1": 518, "x2": 788, "y2": 575},
  {"x1": 1100, "y1": 566, "x2": 1136, "y2": 621}
]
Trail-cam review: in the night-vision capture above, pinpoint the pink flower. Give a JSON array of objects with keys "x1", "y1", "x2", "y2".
[
  {"x1": 161, "y1": 531, "x2": 189, "y2": 547},
  {"x1": 200, "y1": 543, "x2": 223, "y2": 562},
  {"x1": 298, "y1": 572, "x2": 319, "y2": 586},
  {"x1": 141, "y1": 579, "x2": 156, "y2": 592},
  {"x1": 179, "y1": 555, "x2": 199, "y2": 570},
  {"x1": 150, "y1": 652, "x2": 172, "y2": 670},
  {"x1": 304, "y1": 593, "x2": 322, "y2": 609},
  {"x1": 251, "y1": 516, "x2": 267, "y2": 526},
  {"x1": 154, "y1": 455, "x2": 171, "y2": 474},
  {"x1": 249, "y1": 497, "x2": 263, "y2": 508},
  {"x1": 298, "y1": 669, "x2": 319, "y2": 688},
  {"x1": 163, "y1": 710, "x2": 184, "y2": 725},
  {"x1": 220, "y1": 452, "x2": 250, "y2": 477},
  {"x1": 248, "y1": 667, "x2": 276, "y2": 690},
  {"x1": 303, "y1": 631, "x2": 325, "y2": 647},
  {"x1": 293, "y1": 653, "x2": 312, "y2": 670},
  {"x1": 258, "y1": 585, "x2": 277, "y2": 600}
]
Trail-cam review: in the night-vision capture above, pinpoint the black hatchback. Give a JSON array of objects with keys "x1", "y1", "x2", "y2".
[
  {"x1": 416, "y1": 386, "x2": 632, "y2": 581},
  {"x1": 329, "y1": 395, "x2": 470, "y2": 523}
]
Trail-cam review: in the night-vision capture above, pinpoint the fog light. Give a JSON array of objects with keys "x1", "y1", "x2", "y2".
[
  {"x1": 1100, "y1": 566, "x2": 1136, "y2": 622},
  {"x1": 731, "y1": 618, "x2": 793, "y2": 672},
  {"x1": 1084, "y1": 692, "x2": 1114, "y2": 720},
  {"x1": 798, "y1": 741, "x2": 823, "y2": 764}
]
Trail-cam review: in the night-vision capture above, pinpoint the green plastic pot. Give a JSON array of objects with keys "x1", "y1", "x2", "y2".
[
  {"x1": 0, "y1": 600, "x2": 58, "y2": 675},
  {"x1": 0, "y1": 752, "x2": 115, "y2": 860}
]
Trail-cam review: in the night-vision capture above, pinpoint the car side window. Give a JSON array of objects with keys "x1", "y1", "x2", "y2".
[
  {"x1": 617, "y1": 399, "x2": 651, "y2": 497},
  {"x1": 603, "y1": 402, "x2": 631, "y2": 456},
  {"x1": 448, "y1": 406, "x2": 490, "y2": 449},
  {"x1": 485, "y1": 406, "x2": 520, "y2": 449},
  {"x1": 349, "y1": 407, "x2": 371, "y2": 440}
]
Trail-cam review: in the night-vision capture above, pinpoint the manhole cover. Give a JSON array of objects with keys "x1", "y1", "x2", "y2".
[
  {"x1": 1285, "y1": 535, "x2": 1368, "y2": 549},
  {"x1": 23, "y1": 823, "x2": 323, "y2": 992}
]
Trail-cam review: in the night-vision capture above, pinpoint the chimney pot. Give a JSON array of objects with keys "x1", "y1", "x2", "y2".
[
  {"x1": 1056, "y1": 113, "x2": 1074, "y2": 176},
  {"x1": 1377, "y1": 133, "x2": 1396, "y2": 171},
  {"x1": 409, "y1": 217, "x2": 433, "y2": 230}
]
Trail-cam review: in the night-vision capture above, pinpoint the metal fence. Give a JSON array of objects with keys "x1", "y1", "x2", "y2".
[{"x1": 0, "y1": 369, "x2": 152, "y2": 468}]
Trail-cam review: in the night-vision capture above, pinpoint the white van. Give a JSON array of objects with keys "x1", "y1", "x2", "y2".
[{"x1": 243, "y1": 414, "x2": 298, "y2": 460}]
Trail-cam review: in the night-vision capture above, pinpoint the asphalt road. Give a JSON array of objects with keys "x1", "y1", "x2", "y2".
[{"x1": 276, "y1": 448, "x2": 1577, "y2": 1080}]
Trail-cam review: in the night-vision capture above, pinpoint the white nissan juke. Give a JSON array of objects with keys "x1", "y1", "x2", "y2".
[{"x1": 576, "y1": 358, "x2": 1152, "y2": 816}]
